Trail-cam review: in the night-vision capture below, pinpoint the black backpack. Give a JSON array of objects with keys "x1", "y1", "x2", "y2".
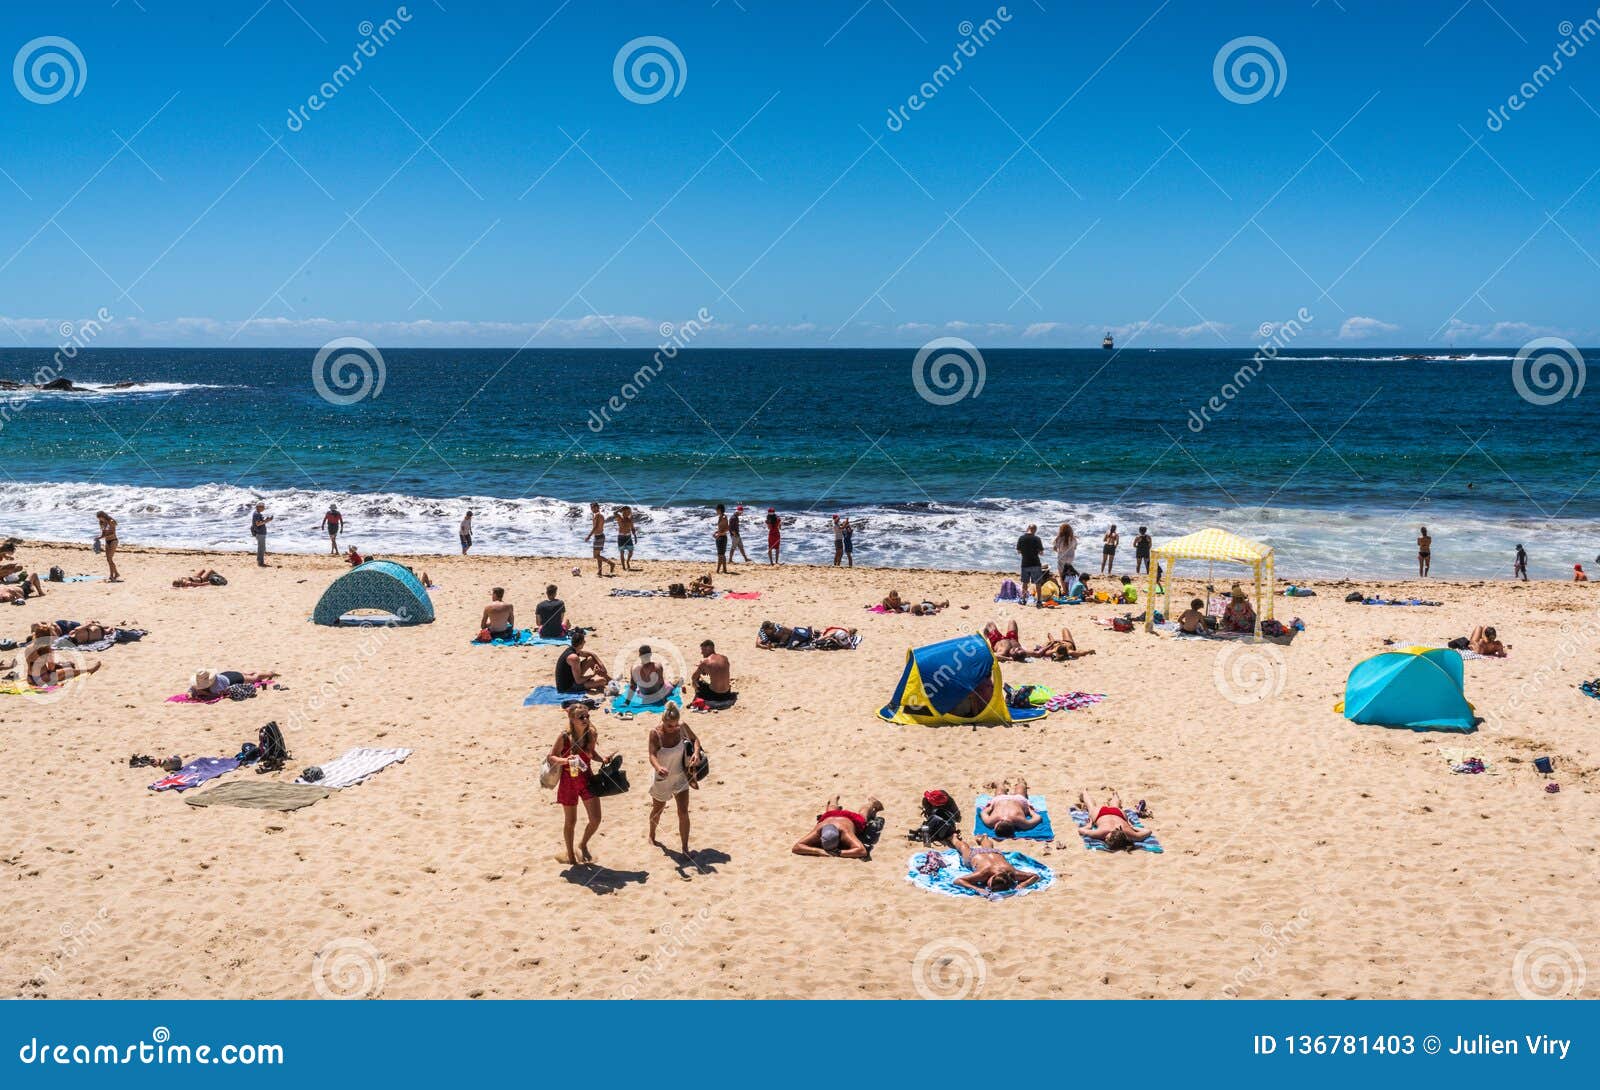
[
  {"x1": 256, "y1": 721, "x2": 289, "y2": 773},
  {"x1": 911, "y1": 790, "x2": 961, "y2": 845}
]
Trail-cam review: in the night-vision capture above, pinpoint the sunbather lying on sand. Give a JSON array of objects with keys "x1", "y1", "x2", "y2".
[
  {"x1": 1035, "y1": 627, "x2": 1094, "y2": 661},
  {"x1": 792, "y1": 795, "x2": 883, "y2": 859},
  {"x1": 882, "y1": 590, "x2": 947, "y2": 615},
  {"x1": 1075, "y1": 789, "x2": 1154, "y2": 851},
  {"x1": 983, "y1": 620, "x2": 1029, "y2": 660},
  {"x1": 0, "y1": 571, "x2": 46, "y2": 601},
  {"x1": 756, "y1": 621, "x2": 858, "y2": 650},
  {"x1": 981, "y1": 779, "x2": 1043, "y2": 836},
  {"x1": 950, "y1": 832, "x2": 1040, "y2": 893},
  {"x1": 1469, "y1": 625, "x2": 1508, "y2": 656},
  {"x1": 44, "y1": 620, "x2": 119, "y2": 645},
  {"x1": 188, "y1": 668, "x2": 279, "y2": 700},
  {"x1": 171, "y1": 568, "x2": 226, "y2": 588}
]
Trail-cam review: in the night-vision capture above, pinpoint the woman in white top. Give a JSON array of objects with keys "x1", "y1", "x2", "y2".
[
  {"x1": 647, "y1": 703, "x2": 703, "y2": 860},
  {"x1": 1051, "y1": 522, "x2": 1078, "y2": 583}
]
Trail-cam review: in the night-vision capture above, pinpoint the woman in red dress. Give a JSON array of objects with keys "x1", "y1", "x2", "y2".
[{"x1": 550, "y1": 704, "x2": 613, "y2": 865}]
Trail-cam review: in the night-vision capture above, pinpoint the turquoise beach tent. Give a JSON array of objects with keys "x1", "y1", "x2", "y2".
[
  {"x1": 877, "y1": 634, "x2": 1048, "y2": 726},
  {"x1": 312, "y1": 561, "x2": 434, "y2": 627},
  {"x1": 1335, "y1": 646, "x2": 1475, "y2": 732}
]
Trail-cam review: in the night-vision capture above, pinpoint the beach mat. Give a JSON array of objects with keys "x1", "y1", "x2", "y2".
[
  {"x1": 723, "y1": 591, "x2": 761, "y2": 600},
  {"x1": 609, "y1": 588, "x2": 666, "y2": 598},
  {"x1": 297, "y1": 746, "x2": 411, "y2": 788},
  {"x1": 1045, "y1": 691, "x2": 1105, "y2": 712},
  {"x1": 973, "y1": 794, "x2": 1054, "y2": 840},
  {"x1": 1070, "y1": 808, "x2": 1163, "y2": 853},
  {"x1": 523, "y1": 685, "x2": 592, "y2": 708},
  {"x1": 149, "y1": 756, "x2": 240, "y2": 792},
  {"x1": 185, "y1": 781, "x2": 331, "y2": 811},
  {"x1": 609, "y1": 690, "x2": 683, "y2": 715},
  {"x1": 1359, "y1": 598, "x2": 1442, "y2": 607},
  {"x1": 0, "y1": 681, "x2": 57, "y2": 696},
  {"x1": 470, "y1": 629, "x2": 569, "y2": 647},
  {"x1": 905, "y1": 849, "x2": 1054, "y2": 899},
  {"x1": 338, "y1": 611, "x2": 408, "y2": 626},
  {"x1": 165, "y1": 679, "x2": 271, "y2": 705}
]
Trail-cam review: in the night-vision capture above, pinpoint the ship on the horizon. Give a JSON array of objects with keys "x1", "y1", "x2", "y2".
[{"x1": 1102, "y1": 332, "x2": 1114, "y2": 350}]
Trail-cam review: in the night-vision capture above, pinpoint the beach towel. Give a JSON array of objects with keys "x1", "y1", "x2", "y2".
[
  {"x1": 1044, "y1": 691, "x2": 1104, "y2": 712},
  {"x1": 1441, "y1": 746, "x2": 1497, "y2": 775},
  {"x1": 1360, "y1": 598, "x2": 1442, "y2": 607},
  {"x1": 804, "y1": 632, "x2": 862, "y2": 650},
  {"x1": 52, "y1": 629, "x2": 142, "y2": 652},
  {"x1": 523, "y1": 685, "x2": 592, "y2": 707},
  {"x1": 166, "y1": 679, "x2": 270, "y2": 704},
  {"x1": 1580, "y1": 679, "x2": 1600, "y2": 701},
  {"x1": 609, "y1": 690, "x2": 683, "y2": 715},
  {"x1": 724, "y1": 590, "x2": 762, "y2": 600},
  {"x1": 56, "y1": 574, "x2": 101, "y2": 583},
  {"x1": 184, "y1": 781, "x2": 332, "y2": 811},
  {"x1": 973, "y1": 794, "x2": 1055, "y2": 840},
  {"x1": 904, "y1": 849, "x2": 1054, "y2": 899},
  {"x1": 470, "y1": 629, "x2": 569, "y2": 647},
  {"x1": 297, "y1": 746, "x2": 412, "y2": 789},
  {"x1": 149, "y1": 756, "x2": 240, "y2": 792},
  {"x1": 1070, "y1": 808, "x2": 1163, "y2": 853},
  {"x1": 0, "y1": 681, "x2": 56, "y2": 696},
  {"x1": 608, "y1": 588, "x2": 666, "y2": 598},
  {"x1": 337, "y1": 611, "x2": 408, "y2": 626}
]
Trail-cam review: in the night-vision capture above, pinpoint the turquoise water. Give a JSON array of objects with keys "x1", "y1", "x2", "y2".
[{"x1": 1, "y1": 347, "x2": 1593, "y2": 576}]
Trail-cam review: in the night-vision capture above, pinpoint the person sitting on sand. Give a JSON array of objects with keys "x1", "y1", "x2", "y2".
[
  {"x1": 1220, "y1": 584, "x2": 1256, "y2": 633},
  {"x1": 792, "y1": 795, "x2": 883, "y2": 859},
  {"x1": 1118, "y1": 575, "x2": 1138, "y2": 604},
  {"x1": 627, "y1": 644, "x2": 680, "y2": 704},
  {"x1": 188, "y1": 668, "x2": 279, "y2": 700},
  {"x1": 479, "y1": 586, "x2": 515, "y2": 640},
  {"x1": 1469, "y1": 625, "x2": 1508, "y2": 657},
  {"x1": 535, "y1": 584, "x2": 567, "y2": 639},
  {"x1": 1035, "y1": 627, "x2": 1095, "y2": 661},
  {"x1": 688, "y1": 574, "x2": 716, "y2": 598},
  {"x1": 344, "y1": 545, "x2": 365, "y2": 567},
  {"x1": 981, "y1": 779, "x2": 1043, "y2": 837},
  {"x1": 1038, "y1": 574, "x2": 1062, "y2": 601},
  {"x1": 171, "y1": 568, "x2": 225, "y2": 588},
  {"x1": 24, "y1": 624, "x2": 102, "y2": 687},
  {"x1": 949, "y1": 831, "x2": 1040, "y2": 893},
  {"x1": 1178, "y1": 597, "x2": 1208, "y2": 635},
  {"x1": 1576, "y1": 564, "x2": 1589, "y2": 582},
  {"x1": 1065, "y1": 571, "x2": 1088, "y2": 601},
  {"x1": 555, "y1": 630, "x2": 611, "y2": 694},
  {"x1": 983, "y1": 620, "x2": 1030, "y2": 661},
  {"x1": 690, "y1": 639, "x2": 733, "y2": 701},
  {"x1": 1075, "y1": 789, "x2": 1154, "y2": 851}
]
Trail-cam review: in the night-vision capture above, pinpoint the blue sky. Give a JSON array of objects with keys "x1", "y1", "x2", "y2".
[{"x1": 0, "y1": 0, "x2": 1596, "y2": 346}]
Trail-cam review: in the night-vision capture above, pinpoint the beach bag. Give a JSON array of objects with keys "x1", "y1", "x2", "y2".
[
  {"x1": 997, "y1": 578, "x2": 1022, "y2": 601},
  {"x1": 1344, "y1": 591, "x2": 1364, "y2": 603},
  {"x1": 911, "y1": 789, "x2": 961, "y2": 844},
  {"x1": 226, "y1": 683, "x2": 257, "y2": 701},
  {"x1": 668, "y1": 582, "x2": 687, "y2": 599},
  {"x1": 1111, "y1": 617, "x2": 1134, "y2": 632},
  {"x1": 208, "y1": 572, "x2": 227, "y2": 586},
  {"x1": 1447, "y1": 636, "x2": 1470, "y2": 650},
  {"x1": 538, "y1": 756, "x2": 561, "y2": 789},
  {"x1": 588, "y1": 754, "x2": 629, "y2": 797},
  {"x1": 685, "y1": 735, "x2": 709, "y2": 783},
  {"x1": 47, "y1": 566, "x2": 64, "y2": 582},
  {"x1": 256, "y1": 721, "x2": 288, "y2": 772}
]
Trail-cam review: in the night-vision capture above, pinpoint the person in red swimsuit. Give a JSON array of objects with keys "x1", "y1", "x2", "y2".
[
  {"x1": 549, "y1": 705, "x2": 615, "y2": 865},
  {"x1": 1076, "y1": 789, "x2": 1153, "y2": 851},
  {"x1": 792, "y1": 794, "x2": 882, "y2": 858}
]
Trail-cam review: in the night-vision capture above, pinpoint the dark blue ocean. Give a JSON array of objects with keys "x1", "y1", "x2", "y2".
[{"x1": 2, "y1": 347, "x2": 1594, "y2": 577}]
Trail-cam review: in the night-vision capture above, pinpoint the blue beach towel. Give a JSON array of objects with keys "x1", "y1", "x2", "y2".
[
  {"x1": 1070, "y1": 808, "x2": 1163, "y2": 853},
  {"x1": 609, "y1": 690, "x2": 683, "y2": 715},
  {"x1": 972, "y1": 794, "x2": 1055, "y2": 840},
  {"x1": 470, "y1": 629, "x2": 570, "y2": 648},
  {"x1": 59, "y1": 574, "x2": 101, "y2": 583},
  {"x1": 523, "y1": 686, "x2": 591, "y2": 708},
  {"x1": 1360, "y1": 598, "x2": 1442, "y2": 607},
  {"x1": 905, "y1": 849, "x2": 1054, "y2": 899}
]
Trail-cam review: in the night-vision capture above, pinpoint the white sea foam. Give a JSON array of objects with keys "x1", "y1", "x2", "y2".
[
  {"x1": 0, "y1": 480, "x2": 1590, "y2": 579},
  {"x1": 1, "y1": 381, "x2": 239, "y2": 399}
]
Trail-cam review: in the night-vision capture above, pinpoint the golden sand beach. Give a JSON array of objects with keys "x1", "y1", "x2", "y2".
[{"x1": 4, "y1": 541, "x2": 1597, "y2": 999}]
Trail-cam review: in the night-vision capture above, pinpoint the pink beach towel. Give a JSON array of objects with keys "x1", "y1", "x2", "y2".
[
  {"x1": 165, "y1": 679, "x2": 271, "y2": 704},
  {"x1": 724, "y1": 591, "x2": 762, "y2": 600}
]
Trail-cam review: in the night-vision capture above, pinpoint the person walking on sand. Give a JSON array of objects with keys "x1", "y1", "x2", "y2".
[
  {"x1": 550, "y1": 704, "x2": 613, "y2": 865},
  {"x1": 728, "y1": 505, "x2": 751, "y2": 563},
  {"x1": 250, "y1": 502, "x2": 272, "y2": 567},
  {"x1": 1100, "y1": 524, "x2": 1119, "y2": 574},
  {"x1": 832, "y1": 514, "x2": 846, "y2": 567},
  {"x1": 616, "y1": 505, "x2": 637, "y2": 572},
  {"x1": 765, "y1": 507, "x2": 782, "y2": 565},
  {"x1": 321, "y1": 504, "x2": 343, "y2": 555},
  {"x1": 95, "y1": 511, "x2": 121, "y2": 582},
  {"x1": 648, "y1": 702, "x2": 703, "y2": 867},
  {"x1": 459, "y1": 510, "x2": 474, "y2": 555},
  {"x1": 1133, "y1": 525, "x2": 1152, "y2": 575},
  {"x1": 714, "y1": 504, "x2": 731, "y2": 574},
  {"x1": 1417, "y1": 526, "x2": 1432, "y2": 578},
  {"x1": 585, "y1": 502, "x2": 617, "y2": 577},
  {"x1": 1514, "y1": 543, "x2": 1528, "y2": 581},
  {"x1": 842, "y1": 517, "x2": 854, "y2": 567}
]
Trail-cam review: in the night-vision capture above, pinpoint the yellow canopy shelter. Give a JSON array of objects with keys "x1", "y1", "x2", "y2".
[{"x1": 1142, "y1": 527, "x2": 1275, "y2": 636}]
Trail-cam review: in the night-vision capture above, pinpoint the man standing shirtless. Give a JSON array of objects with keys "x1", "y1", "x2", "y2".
[{"x1": 585, "y1": 502, "x2": 617, "y2": 577}]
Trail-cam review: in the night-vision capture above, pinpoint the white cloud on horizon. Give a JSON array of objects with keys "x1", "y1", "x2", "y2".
[{"x1": 1337, "y1": 316, "x2": 1401, "y2": 340}]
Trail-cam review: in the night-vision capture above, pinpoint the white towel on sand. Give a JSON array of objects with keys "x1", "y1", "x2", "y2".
[{"x1": 298, "y1": 746, "x2": 412, "y2": 789}]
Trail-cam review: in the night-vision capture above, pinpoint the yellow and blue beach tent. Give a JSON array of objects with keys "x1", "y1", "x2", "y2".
[
  {"x1": 1335, "y1": 647, "x2": 1476, "y2": 732},
  {"x1": 877, "y1": 634, "x2": 1048, "y2": 726}
]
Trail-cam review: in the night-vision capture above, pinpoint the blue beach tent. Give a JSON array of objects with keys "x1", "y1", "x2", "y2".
[
  {"x1": 877, "y1": 634, "x2": 1048, "y2": 726},
  {"x1": 312, "y1": 561, "x2": 435, "y2": 627},
  {"x1": 1336, "y1": 646, "x2": 1475, "y2": 732}
]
